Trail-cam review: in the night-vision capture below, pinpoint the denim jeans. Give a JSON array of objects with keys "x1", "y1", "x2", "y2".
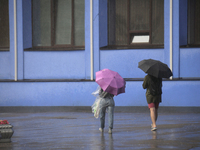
[{"x1": 99, "y1": 97, "x2": 115, "y2": 129}]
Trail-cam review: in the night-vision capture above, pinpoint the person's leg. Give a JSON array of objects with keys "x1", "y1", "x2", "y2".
[
  {"x1": 150, "y1": 107, "x2": 157, "y2": 128},
  {"x1": 155, "y1": 103, "x2": 159, "y2": 122},
  {"x1": 148, "y1": 103, "x2": 157, "y2": 131},
  {"x1": 107, "y1": 106, "x2": 114, "y2": 134},
  {"x1": 108, "y1": 98, "x2": 115, "y2": 134},
  {"x1": 155, "y1": 108, "x2": 158, "y2": 122},
  {"x1": 108, "y1": 106, "x2": 114, "y2": 129},
  {"x1": 100, "y1": 107, "x2": 106, "y2": 130}
]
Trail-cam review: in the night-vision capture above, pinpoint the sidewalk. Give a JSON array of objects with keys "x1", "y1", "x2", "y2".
[{"x1": 0, "y1": 109, "x2": 200, "y2": 150}]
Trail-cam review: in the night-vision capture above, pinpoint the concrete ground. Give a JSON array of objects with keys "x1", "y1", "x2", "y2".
[{"x1": 0, "y1": 108, "x2": 200, "y2": 150}]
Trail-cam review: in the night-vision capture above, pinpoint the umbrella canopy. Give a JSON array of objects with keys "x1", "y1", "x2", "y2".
[
  {"x1": 95, "y1": 69, "x2": 126, "y2": 96},
  {"x1": 138, "y1": 59, "x2": 173, "y2": 78}
]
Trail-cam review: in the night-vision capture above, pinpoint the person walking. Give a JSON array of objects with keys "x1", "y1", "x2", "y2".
[
  {"x1": 142, "y1": 74, "x2": 162, "y2": 131},
  {"x1": 92, "y1": 86, "x2": 115, "y2": 134},
  {"x1": 92, "y1": 69, "x2": 126, "y2": 134},
  {"x1": 99, "y1": 87, "x2": 115, "y2": 134}
]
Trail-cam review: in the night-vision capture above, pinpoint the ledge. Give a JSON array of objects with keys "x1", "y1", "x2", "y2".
[
  {"x1": 24, "y1": 47, "x2": 85, "y2": 51},
  {"x1": 124, "y1": 78, "x2": 200, "y2": 81},
  {"x1": 0, "y1": 79, "x2": 95, "y2": 82},
  {"x1": 0, "y1": 78, "x2": 200, "y2": 82},
  {"x1": 180, "y1": 45, "x2": 200, "y2": 48},
  {"x1": 100, "y1": 45, "x2": 164, "y2": 50}
]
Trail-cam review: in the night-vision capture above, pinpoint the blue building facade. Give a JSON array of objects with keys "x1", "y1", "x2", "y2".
[{"x1": 0, "y1": 0, "x2": 200, "y2": 107}]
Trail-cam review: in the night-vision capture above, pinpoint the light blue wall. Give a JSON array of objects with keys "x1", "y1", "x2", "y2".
[
  {"x1": 17, "y1": 0, "x2": 24, "y2": 80},
  {"x1": 0, "y1": 0, "x2": 200, "y2": 107},
  {"x1": 0, "y1": 52, "x2": 10, "y2": 79},
  {"x1": 0, "y1": 81, "x2": 200, "y2": 107},
  {"x1": 180, "y1": 48, "x2": 200, "y2": 78},
  {"x1": 100, "y1": 49, "x2": 164, "y2": 78},
  {"x1": 0, "y1": 82, "x2": 97, "y2": 106},
  {"x1": 24, "y1": 51, "x2": 86, "y2": 79},
  {"x1": 172, "y1": 0, "x2": 180, "y2": 78},
  {"x1": 161, "y1": 81, "x2": 200, "y2": 106},
  {"x1": 85, "y1": 0, "x2": 92, "y2": 79}
]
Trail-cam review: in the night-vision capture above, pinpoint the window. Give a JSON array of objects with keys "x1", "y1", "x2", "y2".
[
  {"x1": 107, "y1": 0, "x2": 164, "y2": 49},
  {"x1": 0, "y1": 0, "x2": 9, "y2": 50},
  {"x1": 188, "y1": 0, "x2": 200, "y2": 46},
  {"x1": 32, "y1": 0, "x2": 85, "y2": 50}
]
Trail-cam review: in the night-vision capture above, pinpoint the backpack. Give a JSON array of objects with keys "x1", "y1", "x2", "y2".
[{"x1": 149, "y1": 77, "x2": 162, "y2": 96}]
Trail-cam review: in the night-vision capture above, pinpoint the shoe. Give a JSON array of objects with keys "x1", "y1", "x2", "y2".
[
  {"x1": 99, "y1": 128, "x2": 104, "y2": 133},
  {"x1": 108, "y1": 128, "x2": 112, "y2": 134},
  {"x1": 151, "y1": 127, "x2": 157, "y2": 131}
]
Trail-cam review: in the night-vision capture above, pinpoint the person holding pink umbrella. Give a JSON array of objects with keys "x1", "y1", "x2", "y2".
[{"x1": 92, "y1": 69, "x2": 126, "y2": 134}]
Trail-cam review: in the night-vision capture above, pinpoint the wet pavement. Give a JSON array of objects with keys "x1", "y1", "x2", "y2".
[{"x1": 0, "y1": 109, "x2": 200, "y2": 150}]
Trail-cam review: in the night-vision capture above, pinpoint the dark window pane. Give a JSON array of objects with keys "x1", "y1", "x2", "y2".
[
  {"x1": 55, "y1": 0, "x2": 72, "y2": 45},
  {"x1": 74, "y1": 0, "x2": 85, "y2": 46},
  {"x1": 115, "y1": 0, "x2": 128, "y2": 45},
  {"x1": 152, "y1": 0, "x2": 164, "y2": 44},
  {"x1": 108, "y1": 0, "x2": 116, "y2": 45},
  {"x1": 194, "y1": 0, "x2": 200, "y2": 44},
  {"x1": 188, "y1": 0, "x2": 200, "y2": 45},
  {"x1": 0, "y1": 0, "x2": 9, "y2": 48},
  {"x1": 130, "y1": 0, "x2": 150, "y2": 31},
  {"x1": 188, "y1": 0, "x2": 194, "y2": 44},
  {"x1": 108, "y1": 0, "x2": 164, "y2": 47},
  {"x1": 33, "y1": 0, "x2": 51, "y2": 46},
  {"x1": 32, "y1": 0, "x2": 85, "y2": 48}
]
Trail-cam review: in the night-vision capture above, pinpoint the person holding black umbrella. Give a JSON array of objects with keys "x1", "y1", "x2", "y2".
[
  {"x1": 138, "y1": 59, "x2": 173, "y2": 131},
  {"x1": 142, "y1": 74, "x2": 162, "y2": 131}
]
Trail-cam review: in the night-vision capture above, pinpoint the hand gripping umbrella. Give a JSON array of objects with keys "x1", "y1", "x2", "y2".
[
  {"x1": 95, "y1": 69, "x2": 126, "y2": 96},
  {"x1": 138, "y1": 59, "x2": 173, "y2": 78}
]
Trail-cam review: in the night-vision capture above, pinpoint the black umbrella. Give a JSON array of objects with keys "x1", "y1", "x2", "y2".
[{"x1": 138, "y1": 59, "x2": 173, "y2": 78}]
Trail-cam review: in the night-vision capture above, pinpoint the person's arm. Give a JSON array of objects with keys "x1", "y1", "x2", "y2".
[
  {"x1": 99, "y1": 88, "x2": 103, "y2": 95},
  {"x1": 99, "y1": 88, "x2": 107, "y2": 98},
  {"x1": 142, "y1": 75, "x2": 148, "y2": 89}
]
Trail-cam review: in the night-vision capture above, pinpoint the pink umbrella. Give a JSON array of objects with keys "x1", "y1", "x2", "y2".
[{"x1": 95, "y1": 69, "x2": 126, "y2": 96}]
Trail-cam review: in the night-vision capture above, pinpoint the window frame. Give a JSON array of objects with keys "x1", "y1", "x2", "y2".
[
  {"x1": 104, "y1": 0, "x2": 164, "y2": 50},
  {"x1": 31, "y1": 0, "x2": 85, "y2": 51}
]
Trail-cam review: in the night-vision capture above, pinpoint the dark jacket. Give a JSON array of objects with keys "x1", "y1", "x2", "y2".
[{"x1": 142, "y1": 75, "x2": 162, "y2": 104}]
